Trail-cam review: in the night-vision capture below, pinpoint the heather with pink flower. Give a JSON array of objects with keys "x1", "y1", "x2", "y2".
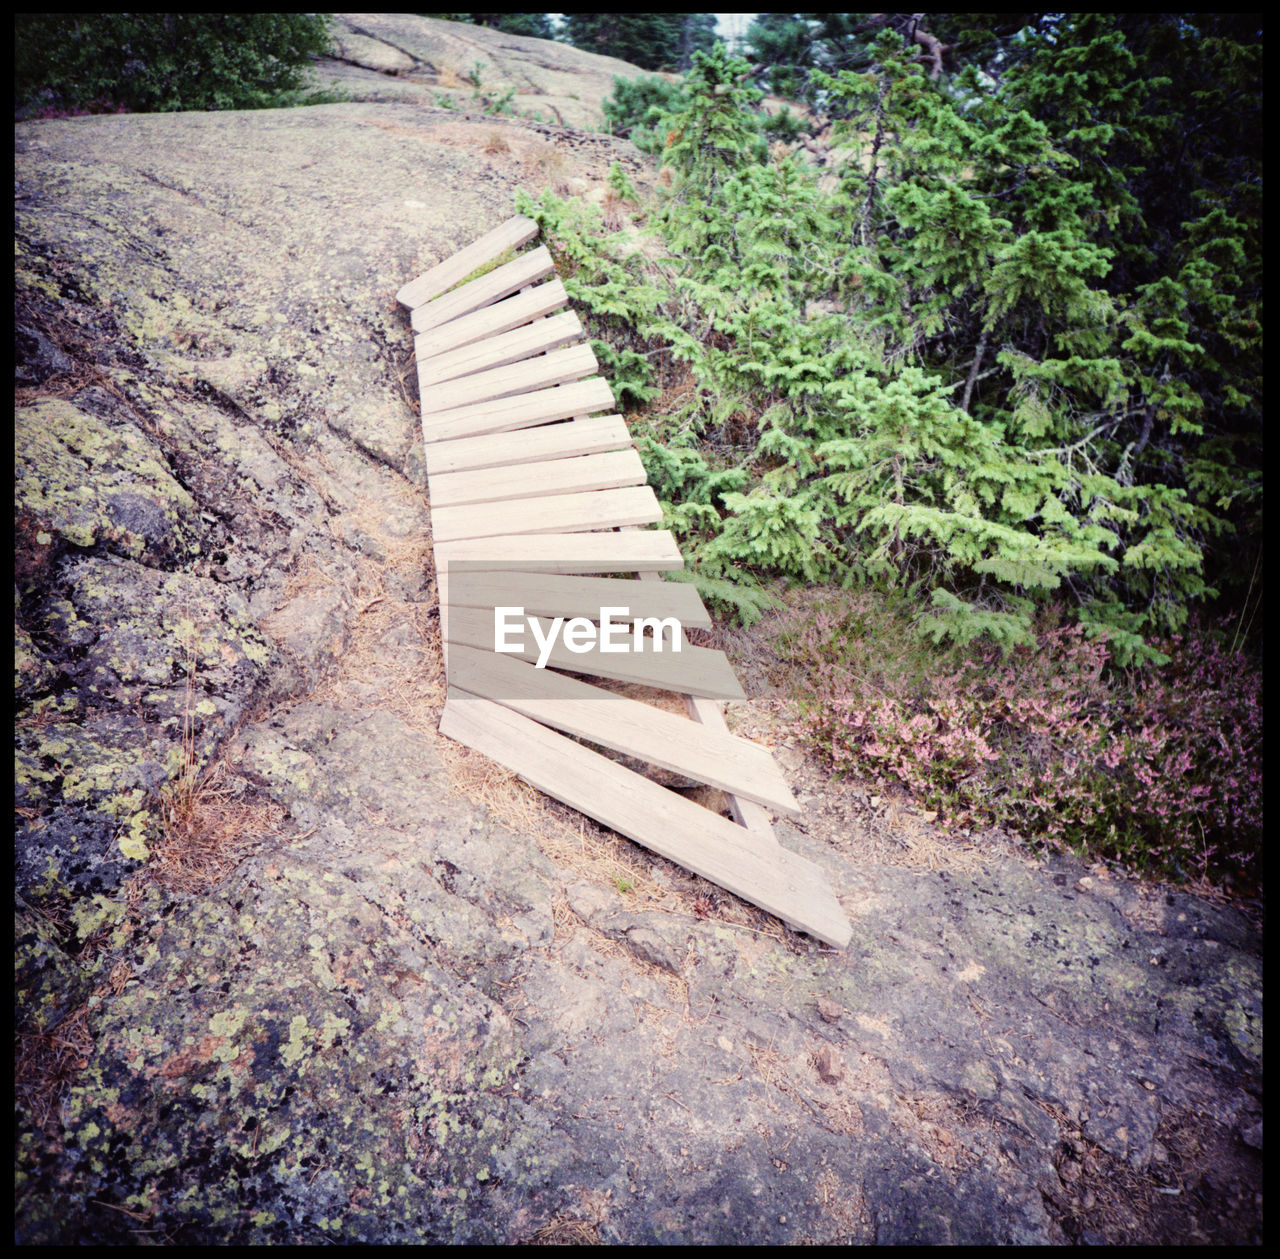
[{"x1": 787, "y1": 594, "x2": 1262, "y2": 889}]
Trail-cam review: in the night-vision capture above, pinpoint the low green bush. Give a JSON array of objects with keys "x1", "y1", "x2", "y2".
[
  {"x1": 15, "y1": 14, "x2": 335, "y2": 118},
  {"x1": 601, "y1": 74, "x2": 688, "y2": 153}
]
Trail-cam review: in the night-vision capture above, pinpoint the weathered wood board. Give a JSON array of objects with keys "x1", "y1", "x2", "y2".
[
  {"x1": 418, "y1": 311, "x2": 584, "y2": 388},
  {"x1": 414, "y1": 279, "x2": 569, "y2": 359},
  {"x1": 429, "y1": 449, "x2": 647, "y2": 509},
  {"x1": 441, "y1": 691, "x2": 850, "y2": 948},
  {"x1": 440, "y1": 571, "x2": 711, "y2": 628},
  {"x1": 423, "y1": 415, "x2": 632, "y2": 476},
  {"x1": 421, "y1": 377, "x2": 616, "y2": 444},
  {"x1": 411, "y1": 246, "x2": 555, "y2": 334},
  {"x1": 448, "y1": 645, "x2": 798, "y2": 814},
  {"x1": 445, "y1": 606, "x2": 746, "y2": 701},
  {"x1": 397, "y1": 214, "x2": 539, "y2": 309}
]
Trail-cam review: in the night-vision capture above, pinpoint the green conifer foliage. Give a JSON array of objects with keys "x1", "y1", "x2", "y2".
[
  {"x1": 466, "y1": 14, "x2": 557, "y2": 41},
  {"x1": 601, "y1": 76, "x2": 688, "y2": 153},
  {"x1": 525, "y1": 20, "x2": 1261, "y2": 659},
  {"x1": 562, "y1": 15, "x2": 718, "y2": 73},
  {"x1": 15, "y1": 14, "x2": 334, "y2": 116}
]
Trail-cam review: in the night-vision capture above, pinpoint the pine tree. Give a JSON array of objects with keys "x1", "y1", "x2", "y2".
[
  {"x1": 466, "y1": 14, "x2": 556, "y2": 41},
  {"x1": 562, "y1": 15, "x2": 718, "y2": 73}
]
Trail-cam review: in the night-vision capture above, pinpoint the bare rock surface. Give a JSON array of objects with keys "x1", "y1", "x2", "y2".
[
  {"x1": 317, "y1": 14, "x2": 654, "y2": 130},
  {"x1": 14, "y1": 18, "x2": 1262, "y2": 1245}
]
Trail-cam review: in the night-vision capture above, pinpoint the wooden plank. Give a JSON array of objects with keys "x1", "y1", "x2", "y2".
[
  {"x1": 686, "y1": 695, "x2": 778, "y2": 836},
  {"x1": 449, "y1": 645, "x2": 799, "y2": 814},
  {"x1": 431, "y1": 484, "x2": 662, "y2": 543},
  {"x1": 411, "y1": 247, "x2": 554, "y2": 334},
  {"x1": 421, "y1": 343, "x2": 598, "y2": 415},
  {"x1": 440, "y1": 691, "x2": 851, "y2": 947},
  {"x1": 442, "y1": 571, "x2": 711, "y2": 628},
  {"x1": 418, "y1": 311, "x2": 584, "y2": 387},
  {"x1": 424, "y1": 415, "x2": 631, "y2": 476},
  {"x1": 397, "y1": 214, "x2": 539, "y2": 310},
  {"x1": 433, "y1": 530, "x2": 684, "y2": 575},
  {"x1": 446, "y1": 606, "x2": 745, "y2": 701},
  {"x1": 414, "y1": 280, "x2": 569, "y2": 360},
  {"x1": 429, "y1": 449, "x2": 646, "y2": 508},
  {"x1": 632, "y1": 552, "x2": 779, "y2": 843},
  {"x1": 422, "y1": 378, "x2": 617, "y2": 444}
]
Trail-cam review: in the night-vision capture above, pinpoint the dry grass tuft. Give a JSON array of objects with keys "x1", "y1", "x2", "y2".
[
  {"x1": 278, "y1": 550, "x2": 342, "y2": 602},
  {"x1": 308, "y1": 558, "x2": 445, "y2": 731},
  {"x1": 527, "y1": 1216, "x2": 603, "y2": 1245},
  {"x1": 15, "y1": 289, "x2": 120, "y2": 406},
  {"x1": 601, "y1": 186, "x2": 625, "y2": 232},
  {"x1": 522, "y1": 143, "x2": 574, "y2": 196},
  {"x1": 152, "y1": 759, "x2": 295, "y2": 895},
  {"x1": 149, "y1": 603, "x2": 300, "y2": 896},
  {"x1": 483, "y1": 130, "x2": 510, "y2": 155},
  {"x1": 745, "y1": 1039, "x2": 792, "y2": 1093},
  {"x1": 527, "y1": 1190, "x2": 611, "y2": 1245},
  {"x1": 550, "y1": 891, "x2": 578, "y2": 940},
  {"x1": 14, "y1": 1004, "x2": 94, "y2": 1135}
]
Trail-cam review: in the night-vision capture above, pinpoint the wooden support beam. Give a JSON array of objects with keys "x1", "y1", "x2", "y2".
[{"x1": 397, "y1": 214, "x2": 539, "y2": 309}]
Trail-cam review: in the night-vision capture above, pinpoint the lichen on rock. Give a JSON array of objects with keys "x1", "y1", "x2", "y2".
[{"x1": 16, "y1": 398, "x2": 200, "y2": 566}]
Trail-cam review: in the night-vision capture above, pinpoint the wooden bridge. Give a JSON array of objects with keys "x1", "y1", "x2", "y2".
[{"x1": 399, "y1": 215, "x2": 851, "y2": 949}]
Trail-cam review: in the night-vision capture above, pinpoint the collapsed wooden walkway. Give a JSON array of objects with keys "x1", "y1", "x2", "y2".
[{"x1": 398, "y1": 215, "x2": 851, "y2": 948}]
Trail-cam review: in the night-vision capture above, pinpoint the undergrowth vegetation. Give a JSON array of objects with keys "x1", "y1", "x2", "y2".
[
  {"x1": 15, "y1": 14, "x2": 338, "y2": 118},
  {"x1": 518, "y1": 25, "x2": 1262, "y2": 888},
  {"x1": 780, "y1": 593, "x2": 1262, "y2": 888}
]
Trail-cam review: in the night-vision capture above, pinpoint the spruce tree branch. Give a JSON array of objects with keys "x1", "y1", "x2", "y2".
[
  {"x1": 910, "y1": 22, "x2": 948, "y2": 80},
  {"x1": 1130, "y1": 357, "x2": 1170, "y2": 461},
  {"x1": 961, "y1": 329, "x2": 990, "y2": 414},
  {"x1": 858, "y1": 12, "x2": 949, "y2": 79},
  {"x1": 1031, "y1": 419, "x2": 1122, "y2": 461}
]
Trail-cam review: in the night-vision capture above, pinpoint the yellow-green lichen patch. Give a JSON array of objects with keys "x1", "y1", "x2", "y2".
[
  {"x1": 16, "y1": 546, "x2": 291, "y2": 916},
  {"x1": 15, "y1": 623, "x2": 58, "y2": 698},
  {"x1": 33, "y1": 848, "x2": 529, "y2": 1243},
  {"x1": 15, "y1": 399, "x2": 200, "y2": 568},
  {"x1": 117, "y1": 812, "x2": 152, "y2": 862}
]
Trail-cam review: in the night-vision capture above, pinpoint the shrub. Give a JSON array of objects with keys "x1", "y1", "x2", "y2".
[
  {"x1": 601, "y1": 74, "x2": 688, "y2": 153},
  {"x1": 15, "y1": 14, "x2": 334, "y2": 118},
  {"x1": 786, "y1": 592, "x2": 1263, "y2": 887}
]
